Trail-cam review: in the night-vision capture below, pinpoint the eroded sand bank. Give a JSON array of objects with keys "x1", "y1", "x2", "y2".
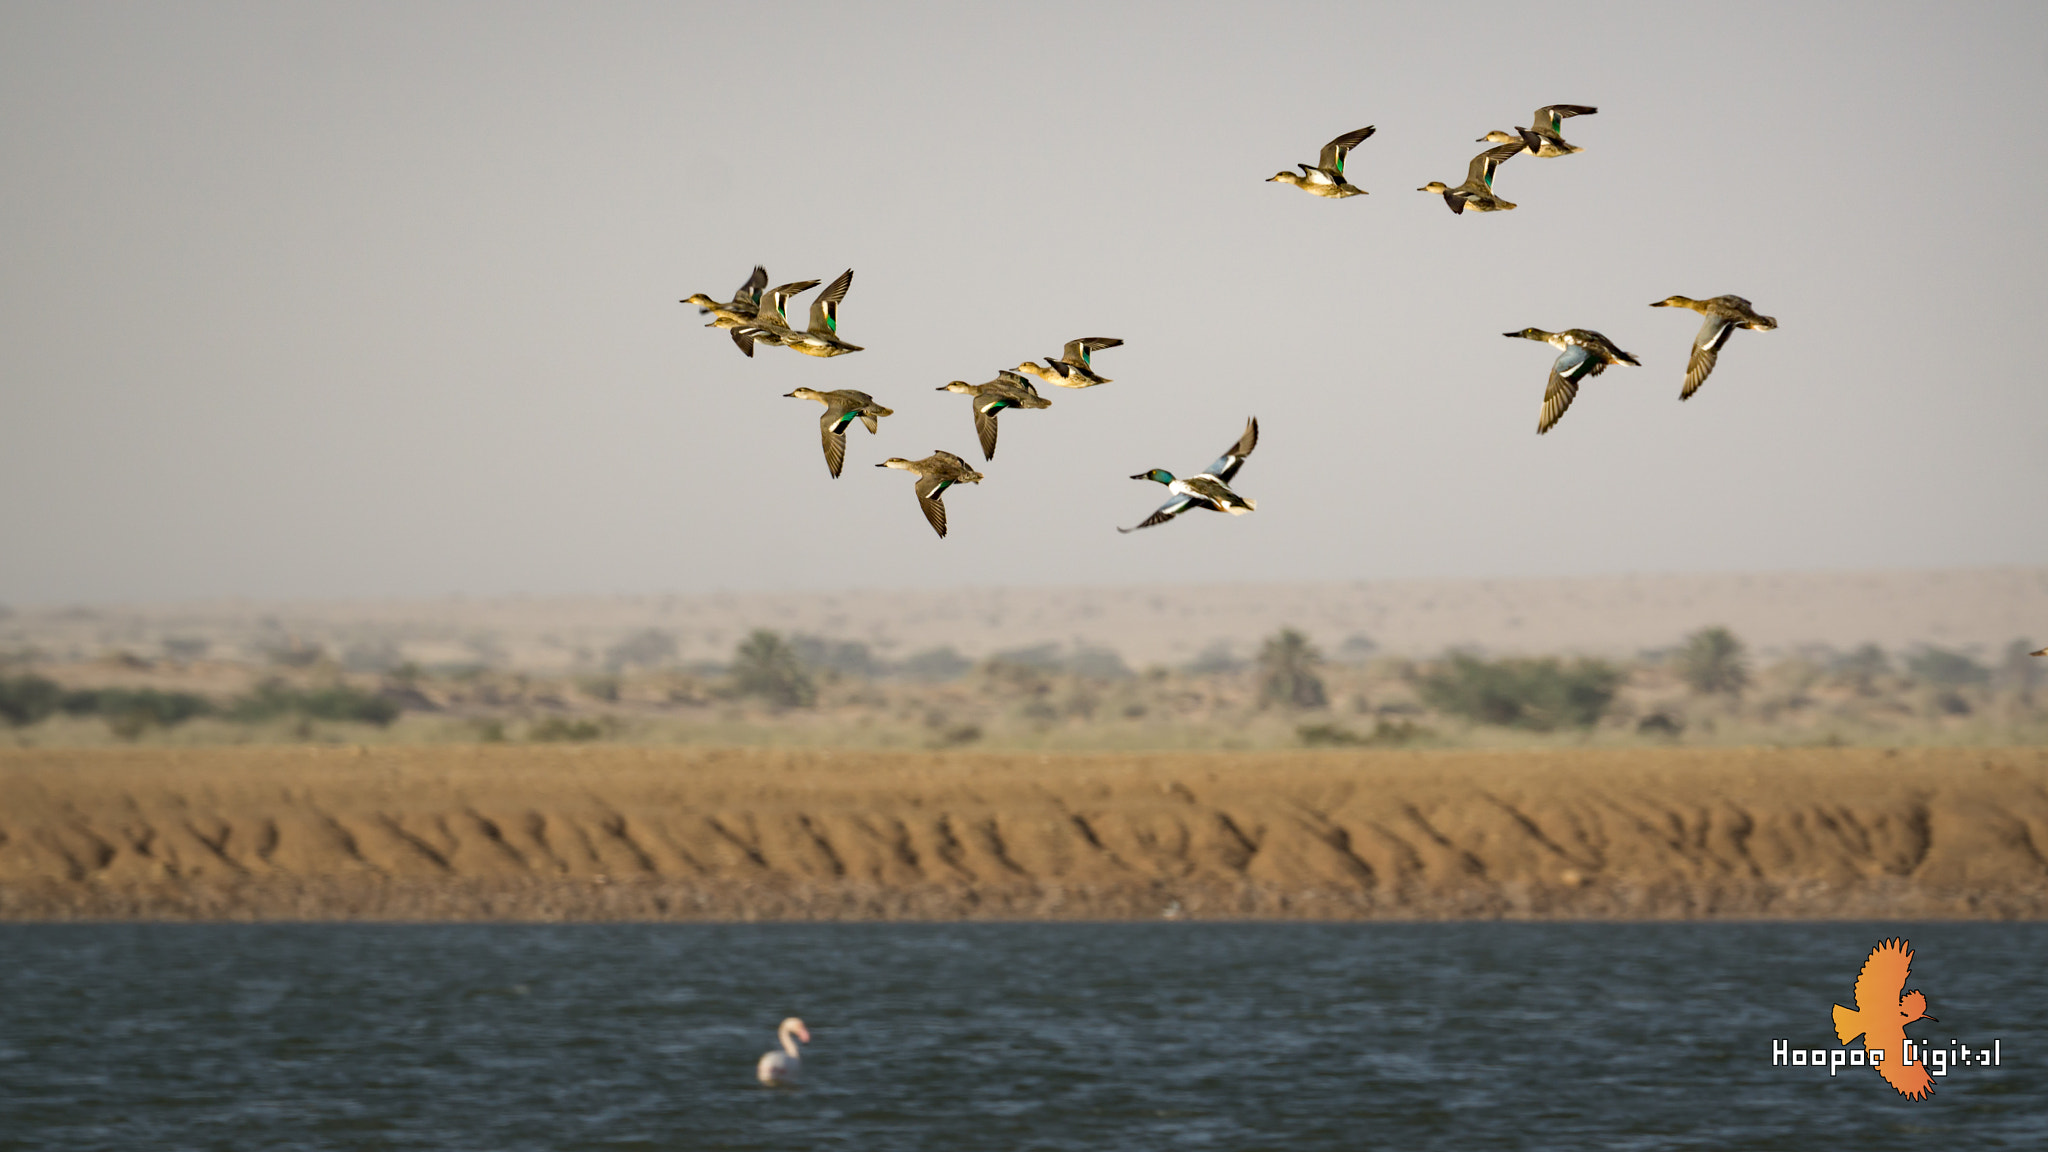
[{"x1": 3, "y1": 746, "x2": 2045, "y2": 920}]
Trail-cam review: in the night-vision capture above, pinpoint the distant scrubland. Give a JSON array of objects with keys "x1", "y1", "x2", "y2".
[{"x1": 3, "y1": 623, "x2": 2042, "y2": 751}]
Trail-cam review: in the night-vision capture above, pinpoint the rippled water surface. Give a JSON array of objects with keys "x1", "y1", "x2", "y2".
[{"x1": 2, "y1": 922, "x2": 2043, "y2": 1150}]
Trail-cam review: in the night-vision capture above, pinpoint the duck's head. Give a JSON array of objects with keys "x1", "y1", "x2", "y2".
[
  {"x1": 936, "y1": 380, "x2": 975, "y2": 394},
  {"x1": 681, "y1": 293, "x2": 717, "y2": 307},
  {"x1": 1418, "y1": 181, "x2": 1450, "y2": 194},
  {"x1": 1650, "y1": 295, "x2": 1699, "y2": 309},
  {"x1": 1267, "y1": 171, "x2": 1304, "y2": 186},
  {"x1": 1504, "y1": 328, "x2": 1551, "y2": 342},
  {"x1": 1131, "y1": 469, "x2": 1176, "y2": 485},
  {"x1": 784, "y1": 387, "x2": 826, "y2": 402},
  {"x1": 1476, "y1": 130, "x2": 1520, "y2": 145}
]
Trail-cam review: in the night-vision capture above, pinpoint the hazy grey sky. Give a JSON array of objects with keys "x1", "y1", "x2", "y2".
[{"x1": 3, "y1": 1, "x2": 2044, "y2": 605}]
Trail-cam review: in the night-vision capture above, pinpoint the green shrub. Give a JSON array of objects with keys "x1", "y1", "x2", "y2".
[
  {"x1": 1677, "y1": 626, "x2": 1748, "y2": 696},
  {"x1": 1904, "y1": 647, "x2": 1989, "y2": 688},
  {"x1": 62, "y1": 687, "x2": 213, "y2": 729},
  {"x1": 1418, "y1": 653, "x2": 1621, "y2": 731},
  {"x1": 1257, "y1": 629, "x2": 1327, "y2": 709},
  {"x1": 228, "y1": 680, "x2": 400, "y2": 727},
  {"x1": 895, "y1": 647, "x2": 972, "y2": 682},
  {"x1": 0, "y1": 674, "x2": 64, "y2": 726},
  {"x1": 731, "y1": 630, "x2": 815, "y2": 707},
  {"x1": 790, "y1": 635, "x2": 882, "y2": 678},
  {"x1": 528, "y1": 716, "x2": 605, "y2": 742},
  {"x1": 1299, "y1": 719, "x2": 1433, "y2": 747}
]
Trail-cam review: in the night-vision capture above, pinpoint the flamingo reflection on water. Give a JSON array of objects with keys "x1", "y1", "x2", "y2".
[{"x1": 756, "y1": 1017, "x2": 811, "y2": 1086}]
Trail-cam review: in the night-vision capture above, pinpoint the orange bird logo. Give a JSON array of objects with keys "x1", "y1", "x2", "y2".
[{"x1": 1832, "y1": 937, "x2": 1936, "y2": 1099}]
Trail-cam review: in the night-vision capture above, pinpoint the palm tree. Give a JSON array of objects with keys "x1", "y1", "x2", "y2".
[
  {"x1": 1258, "y1": 628, "x2": 1327, "y2": 709},
  {"x1": 1677, "y1": 626, "x2": 1748, "y2": 696}
]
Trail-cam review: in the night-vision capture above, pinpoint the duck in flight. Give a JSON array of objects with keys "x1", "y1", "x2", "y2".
[
  {"x1": 1649, "y1": 294, "x2": 1777, "y2": 399},
  {"x1": 1121, "y1": 418, "x2": 1259, "y2": 533},
  {"x1": 726, "y1": 277, "x2": 818, "y2": 357},
  {"x1": 936, "y1": 370, "x2": 1051, "y2": 460},
  {"x1": 1504, "y1": 328, "x2": 1642, "y2": 434},
  {"x1": 1012, "y1": 337, "x2": 1124, "y2": 388},
  {"x1": 1420, "y1": 142, "x2": 1524, "y2": 214},
  {"x1": 785, "y1": 388, "x2": 893, "y2": 478},
  {"x1": 1268, "y1": 126, "x2": 1375, "y2": 198},
  {"x1": 682, "y1": 264, "x2": 767, "y2": 325},
  {"x1": 732, "y1": 269, "x2": 863, "y2": 358},
  {"x1": 876, "y1": 450, "x2": 984, "y2": 538},
  {"x1": 1479, "y1": 104, "x2": 1598, "y2": 157}
]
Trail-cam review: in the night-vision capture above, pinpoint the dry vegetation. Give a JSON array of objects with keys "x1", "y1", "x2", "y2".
[{"x1": 3, "y1": 624, "x2": 2043, "y2": 752}]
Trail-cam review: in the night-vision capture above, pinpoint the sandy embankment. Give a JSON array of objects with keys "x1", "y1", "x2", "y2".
[{"x1": 2, "y1": 746, "x2": 2045, "y2": 921}]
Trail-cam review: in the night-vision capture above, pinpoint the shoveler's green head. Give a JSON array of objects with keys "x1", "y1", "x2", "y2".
[
  {"x1": 1504, "y1": 328, "x2": 1550, "y2": 342},
  {"x1": 1651, "y1": 295, "x2": 1699, "y2": 309},
  {"x1": 1131, "y1": 469, "x2": 1175, "y2": 485}
]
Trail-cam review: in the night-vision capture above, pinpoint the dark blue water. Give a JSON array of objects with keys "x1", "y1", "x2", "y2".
[{"x1": 0, "y1": 922, "x2": 2041, "y2": 1150}]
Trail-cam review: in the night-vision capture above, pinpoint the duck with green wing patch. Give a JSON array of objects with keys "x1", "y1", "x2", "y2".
[
  {"x1": 1420, "y1": 142, "x2": 1524, "y2": 214},
  {"x1": 786, "y1": 387, "x2": 893, "y2": 478},
  {"x1": 1478, "y1": 104, "x2": 1598, "y2": 158},
  {"x1": 726, "y1": 277, "x2": 818, "y2": 357},
  {"x1": 1505, "y1": 328, "x2": 1642, "y2": 434},
  {"x1": 877, "y1": 450, "x2": 984, "y2": 539},
  {"x1": 937, "y1": 370, "x2": 1051, "y2": 460},
  {"x1": 780, "y1": 268, "x2": 865, "y2": 358},
  {"x1": 1121, "y1": 418, "x2": 1259, "y2": 533},
  {"x1": 1013, "y1": 337, "x2": 1123, "y2": 388},
  {"x1": 682, "y1": 264, "x2": 767, "y2": 325},
  {"x1": 1268, "y1": 126, "x2": 1375, "y2": 198}
]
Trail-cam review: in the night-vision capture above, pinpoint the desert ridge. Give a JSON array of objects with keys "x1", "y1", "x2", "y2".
[{"x1": 3, "y1": 745, "x2": 2045, "y2": 921}]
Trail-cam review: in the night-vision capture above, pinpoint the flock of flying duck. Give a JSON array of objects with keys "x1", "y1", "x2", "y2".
[{"x1": 683, "y1": 103, "x2": 1779, "y2": 539}]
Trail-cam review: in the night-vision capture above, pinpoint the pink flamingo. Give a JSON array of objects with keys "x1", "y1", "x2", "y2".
[{"x1": 756, "y1": 1017, "x2": 810, "y2": 1086}]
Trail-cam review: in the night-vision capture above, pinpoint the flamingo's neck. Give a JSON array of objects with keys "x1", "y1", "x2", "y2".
[{"x1": 781, "y1": 1026, "x2": 802, "y2": 1059}]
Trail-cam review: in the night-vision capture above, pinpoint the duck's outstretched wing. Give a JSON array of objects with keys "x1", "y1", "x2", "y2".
[
  {"x1": 971, "y1": 396, "x2": 1002, "y2": 460},
  {"x1": 1534, "y1": 105, "x2": 1597, "y2": 133},
  {"x1": 1318, "y1": 126, "x2": 1375, "y2": 177},
  {"x1": 913, "y1": 475, "x2": 955, "y2": 538},
  {"x1": 1681, "y1": 313, "x2": 1737, "y2": 400},
  {"x1": 699, "y1": 265, "x2": 766, "y2": 316},
  {"x1": 730, "y1": 325, "x2": 760, "y2": 358},
  {"x1": 1119, "y1": 494, "x2": 1196, "y2": 533},
  {"x1": 1061, "y1": 337, "x2": 1123, "y2": 367},
  {"x1": 735, "y1": 265, "x2": 768, "y2": 313},
  {"x1": 808, "y1": 269, "x2": 853, "y2": 337},
  {"x1": 758, "y1": 279, "x2": 820, "y2": 326},
  {"x1": 1204, "y1": 417, "x2": 1259, "y2": 483},
  {"x1": 1468, "y1": 142, "x2": 1524, "y2": 188},
  {"x1": 1538, "y1": 345, "x2": 1599, "y2": 434},
  {"x1": 818, "y1": 408, "x2": 855, "y2": 478}
]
